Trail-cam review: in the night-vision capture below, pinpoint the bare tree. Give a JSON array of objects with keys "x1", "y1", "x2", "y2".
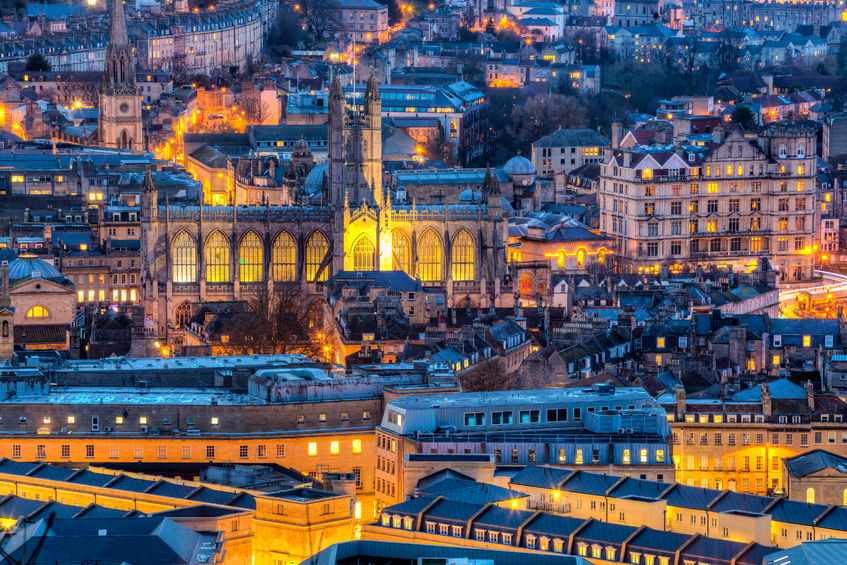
[
  {"x1": 219, "y1": 284, "x2": 325, "y2": 358},
  {"x1": 506, "y1": 93, "x2": 588, "y2": 150},
  {"x1": 459, "y1": 357, "x2": 514, "y2": 392},
  {"x1": 238, "y1": 87, "x2": 272, "y2": 125},
  {"x1": 300, "y1": 0, "x2": 341, "y2": 40}
]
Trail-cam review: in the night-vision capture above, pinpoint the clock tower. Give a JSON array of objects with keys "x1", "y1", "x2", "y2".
[{"x1": 99, "y1": 0, "x2": 142, "y2": 150}]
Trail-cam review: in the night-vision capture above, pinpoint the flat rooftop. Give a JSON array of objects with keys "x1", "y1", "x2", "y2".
[
  {"x1": 386, "y1": 387, "x2": 654, "y2": 410},
  {"x1": 3, "y1": 387, "x2": 265, "y2": 406}
]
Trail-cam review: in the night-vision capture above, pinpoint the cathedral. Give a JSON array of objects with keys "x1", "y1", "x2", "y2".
[
  {"x1": 140, "y1": 75, "x2": 510, "y2": 341},
  {"x1": 98, "y1": 0, "x2": 143, "y2": 150}
]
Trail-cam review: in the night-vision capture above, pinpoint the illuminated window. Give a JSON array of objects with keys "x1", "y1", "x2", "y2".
[
  {"x1": 308, "y1": 442, "x2": 318, "y2": 456},
  {"x1": 171, "y1": 231, "x2": 197, "y2": 283},
  {"x1": 10, "y1": 176, "x2": 23, "y2": 183},
  {"x1": 77, "y1": 291, "x2": 84, "y2": 302},
  {"x1": 803, "y1": 335, "x2": 811, "y2": 347},
  {"x1": 67, "y1": 416, "x2": 75, "y2": 424},
  {"x1": 657, "y1": 449, "x2": 665, "y2": 462},
  {"x1": 139, "y1": 417, "x2": 148, "y2": 425},
  {"x1": 211, "y1": 417, "x2": 219, "y2": 425},
  {"x1": 352, "y1": 235, "x2": 376, "y2": 271},
  {"x1": 392, "y1": 229, "x2": 411, "y2": 275},
  {"x1": 43, "y1": 417, "x2": 50, "y2": 424},
  {"x1": 306, "y1": 231, "x2": 329, "y2": 282},
  {"x1": 656, "y1": 355, "x2": 662, "y2": 365},
  {"x1": 352, "y1": 440, "x2": 362, "y2": 454},
  {"x1": 238, "y1": 231, "x2": 263, "y2": 282},
  {"x1": 418, "y1": 229, "x2": 442, "y2": 282},
  {"x1": 115, "y1": 417, "x2": 124, "y2": 424},
  {"x1": 657, "y1": 337, "x2": 665, "y2": 348},
  {"x1": 707, "y1": 183, "x2": 718, "y2": 193},
  {"x1": 330, "y1": 441, "x2": 339, "y2": 454},
  {"x1": 25, "y1": 306, "x2": 50, "y2": 318},
  {"x1": 807, "y1": 488, "x2": 815, "y2": 503},
  {"x1": 451, "y1": 229, "x2": 474, "y2": 281},
  {"x1": 773, "y1": 355, "x2": 781, "y2": 365},
  {"x1": 640, "y1": 449, "x2": 648, "y2": 463},
  {"x1": 205, "y1": 231, "x2": 231, "y2": 283},
  {"x1": 271, "y1": 231, "x2": 296, "y2": 281},
  {"x1": 623, "y1": 449, "x2": 631, "y2": 464}
]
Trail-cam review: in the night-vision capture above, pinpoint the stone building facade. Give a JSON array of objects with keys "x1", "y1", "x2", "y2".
[
  {"x1": 598, "y1": 124, "x2": 817, "y2": 280},
  {"x1": 141, "y1": 76, "x2": 509, "y2": 341}
]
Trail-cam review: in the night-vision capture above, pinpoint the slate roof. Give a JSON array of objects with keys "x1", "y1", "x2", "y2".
[
  {"x1": 533, "y1": 128, "x2": 610, "y2": 149},
  {"x1": 765, "y1": 539, "x2": 847, "y2": 565},
  {"x1": 783, "y1": 449, "x2": 847, "y2": 478}
]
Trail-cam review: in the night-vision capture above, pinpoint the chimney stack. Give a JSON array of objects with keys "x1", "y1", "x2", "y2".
[{"x1": 611, "y1": 121, "x2": 622, "y2": 149}]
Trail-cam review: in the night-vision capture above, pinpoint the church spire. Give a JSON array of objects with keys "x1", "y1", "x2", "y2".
[
  {"x1": 365, "y1": 72, "x2": 380, "y2": 102},
  {"x1": 111, "y1": 0, "x2": 128, "y2": 48},
  {"x1": 105, "y1": 0, "x2": 134, "y2": 88}
]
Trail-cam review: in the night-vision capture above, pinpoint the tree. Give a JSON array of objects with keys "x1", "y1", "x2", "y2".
[
  {"x1": 26, "y1": 52, "x2": 51, "y2": 71},
  {"x1": 239, "y1": 87, "x2": 272, "y2": 124},
  {"x1": 455, "y1": 49, "x2": 486, "y2": 87},
  {"x1": 300, "y1": 0, "x2": 340, "y2": 40},
  {"x1": 506, "y1": 94, "x2": 588, "y2": 151},
  {"x1": 219, "y1": 284, "x2": 326, "y2": 358},
  {"x1": 459, "y1": 357, "x2": 513, "y2": 392},
  {"x1": 266, "y1": 4, "x2": 306, "y2": 58},
  {"x1": 378, "y1": 0, "x2": 401, "y2": 25},
  {"x1": 730, "y1": 104, "x2": 756, "y2": 131}
]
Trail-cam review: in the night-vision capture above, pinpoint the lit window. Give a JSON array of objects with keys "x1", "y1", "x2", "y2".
[
  {"x1": 803, "y1": 336, "x2": 811, "y2": 347},
  {"x1": 330, "y1": 441, "x2": 339, "y2": 454},
  {"x1": 139, "y1": 417, "x2": 148, "y2": 425},
  {"x1": 115, "y1": 417, "x2": 124, "y2": 424},
  {"x1": 43, "y1": 417, "x2": 50, "y2": 424},
  {"x1": 211, "y1": 417, "x2": 219, "y2": 425},
  {"x1": 308, "y1": 442, "x2": 317, "y2": 456},
  {"x1": 352, "y1": 440, "x2": 362, "y2": 454},
  {"x1": 773, "y1": 355, "x2": 781, "y2": 365},
  {"x1": 656, "y1": 355, "x2": 662, "y2": 365},
  {"x1": 25, "y1": 306, "x2": 50, "y2": 318},
  {"x1": 67, "y1": 416, "x2": 75, "y2": 424},
  {"x1": 657, "y1": 337, "x2": 665, "y2": 348}
]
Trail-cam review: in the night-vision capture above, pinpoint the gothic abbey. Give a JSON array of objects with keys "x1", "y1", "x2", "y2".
[{"x1": 140, "y1": 74, "x2": 509, "y2": 340}]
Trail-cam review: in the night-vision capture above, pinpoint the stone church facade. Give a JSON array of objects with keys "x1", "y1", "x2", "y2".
[{"x1": 140, "y1": 76, "x2": 509, "y2": 341}]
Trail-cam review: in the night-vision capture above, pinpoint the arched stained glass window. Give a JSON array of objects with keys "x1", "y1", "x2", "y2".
[
  {"x1": 418, "y1": 229, "x2": 442, "y2": 282},
  {"x1": 392, "y1": 229, "x2": 411, "y2": 275},
  {"x1": 306, "y1": 231, "x2": 329, "y2": 282},
  {"x1": 239, "y1": 231, "x2": 263, "y2": 282},
  {"x1": 171, "y1": 231, "x2": 197, "y2": 283},
  {"x1": 352, "y1": 236, "x2": 375, "y2": 271},
  {"x1": 451, "y1": 229, "x2": 474, "y2": 282},
  {"x1": 205, "y1": 231, "x2": 231, "y2": 283},
  {"x1": 272, "y1": 231, "x2": 296, "y2": 282}
]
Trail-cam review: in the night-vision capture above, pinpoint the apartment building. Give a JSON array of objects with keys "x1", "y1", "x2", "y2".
[
  {"x1": 335, "y1": 0, "x2": 389, "y2": 43},
  {"x1": 505, "y1": 465, "x2": 847, "y2": 550},
  {"x1": 0, "y1": 354, "x2": 459, "y2": 522},
  {"x1": 0, "y1": 459, "x2": 353, "y2": 565},
  {"x1": 531, "y1": 128, "x2": 610, "y2": 177},
  {"x1": 598, "y1": 123, "x2": 817, "y2": 280},
  {"x1": 364, "y1": 489, "x2": 776, "y2": 565},
  {"x1": 659, "y1": 379, "x2": 847, "y2": 496},
  {"x1": 374, "y1": 384, "x2": 674, "y2": 511}
]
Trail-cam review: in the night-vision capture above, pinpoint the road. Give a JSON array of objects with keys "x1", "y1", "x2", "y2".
[{"x1": 779, "y1": 270, "x2": 847, "y2": 318}]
